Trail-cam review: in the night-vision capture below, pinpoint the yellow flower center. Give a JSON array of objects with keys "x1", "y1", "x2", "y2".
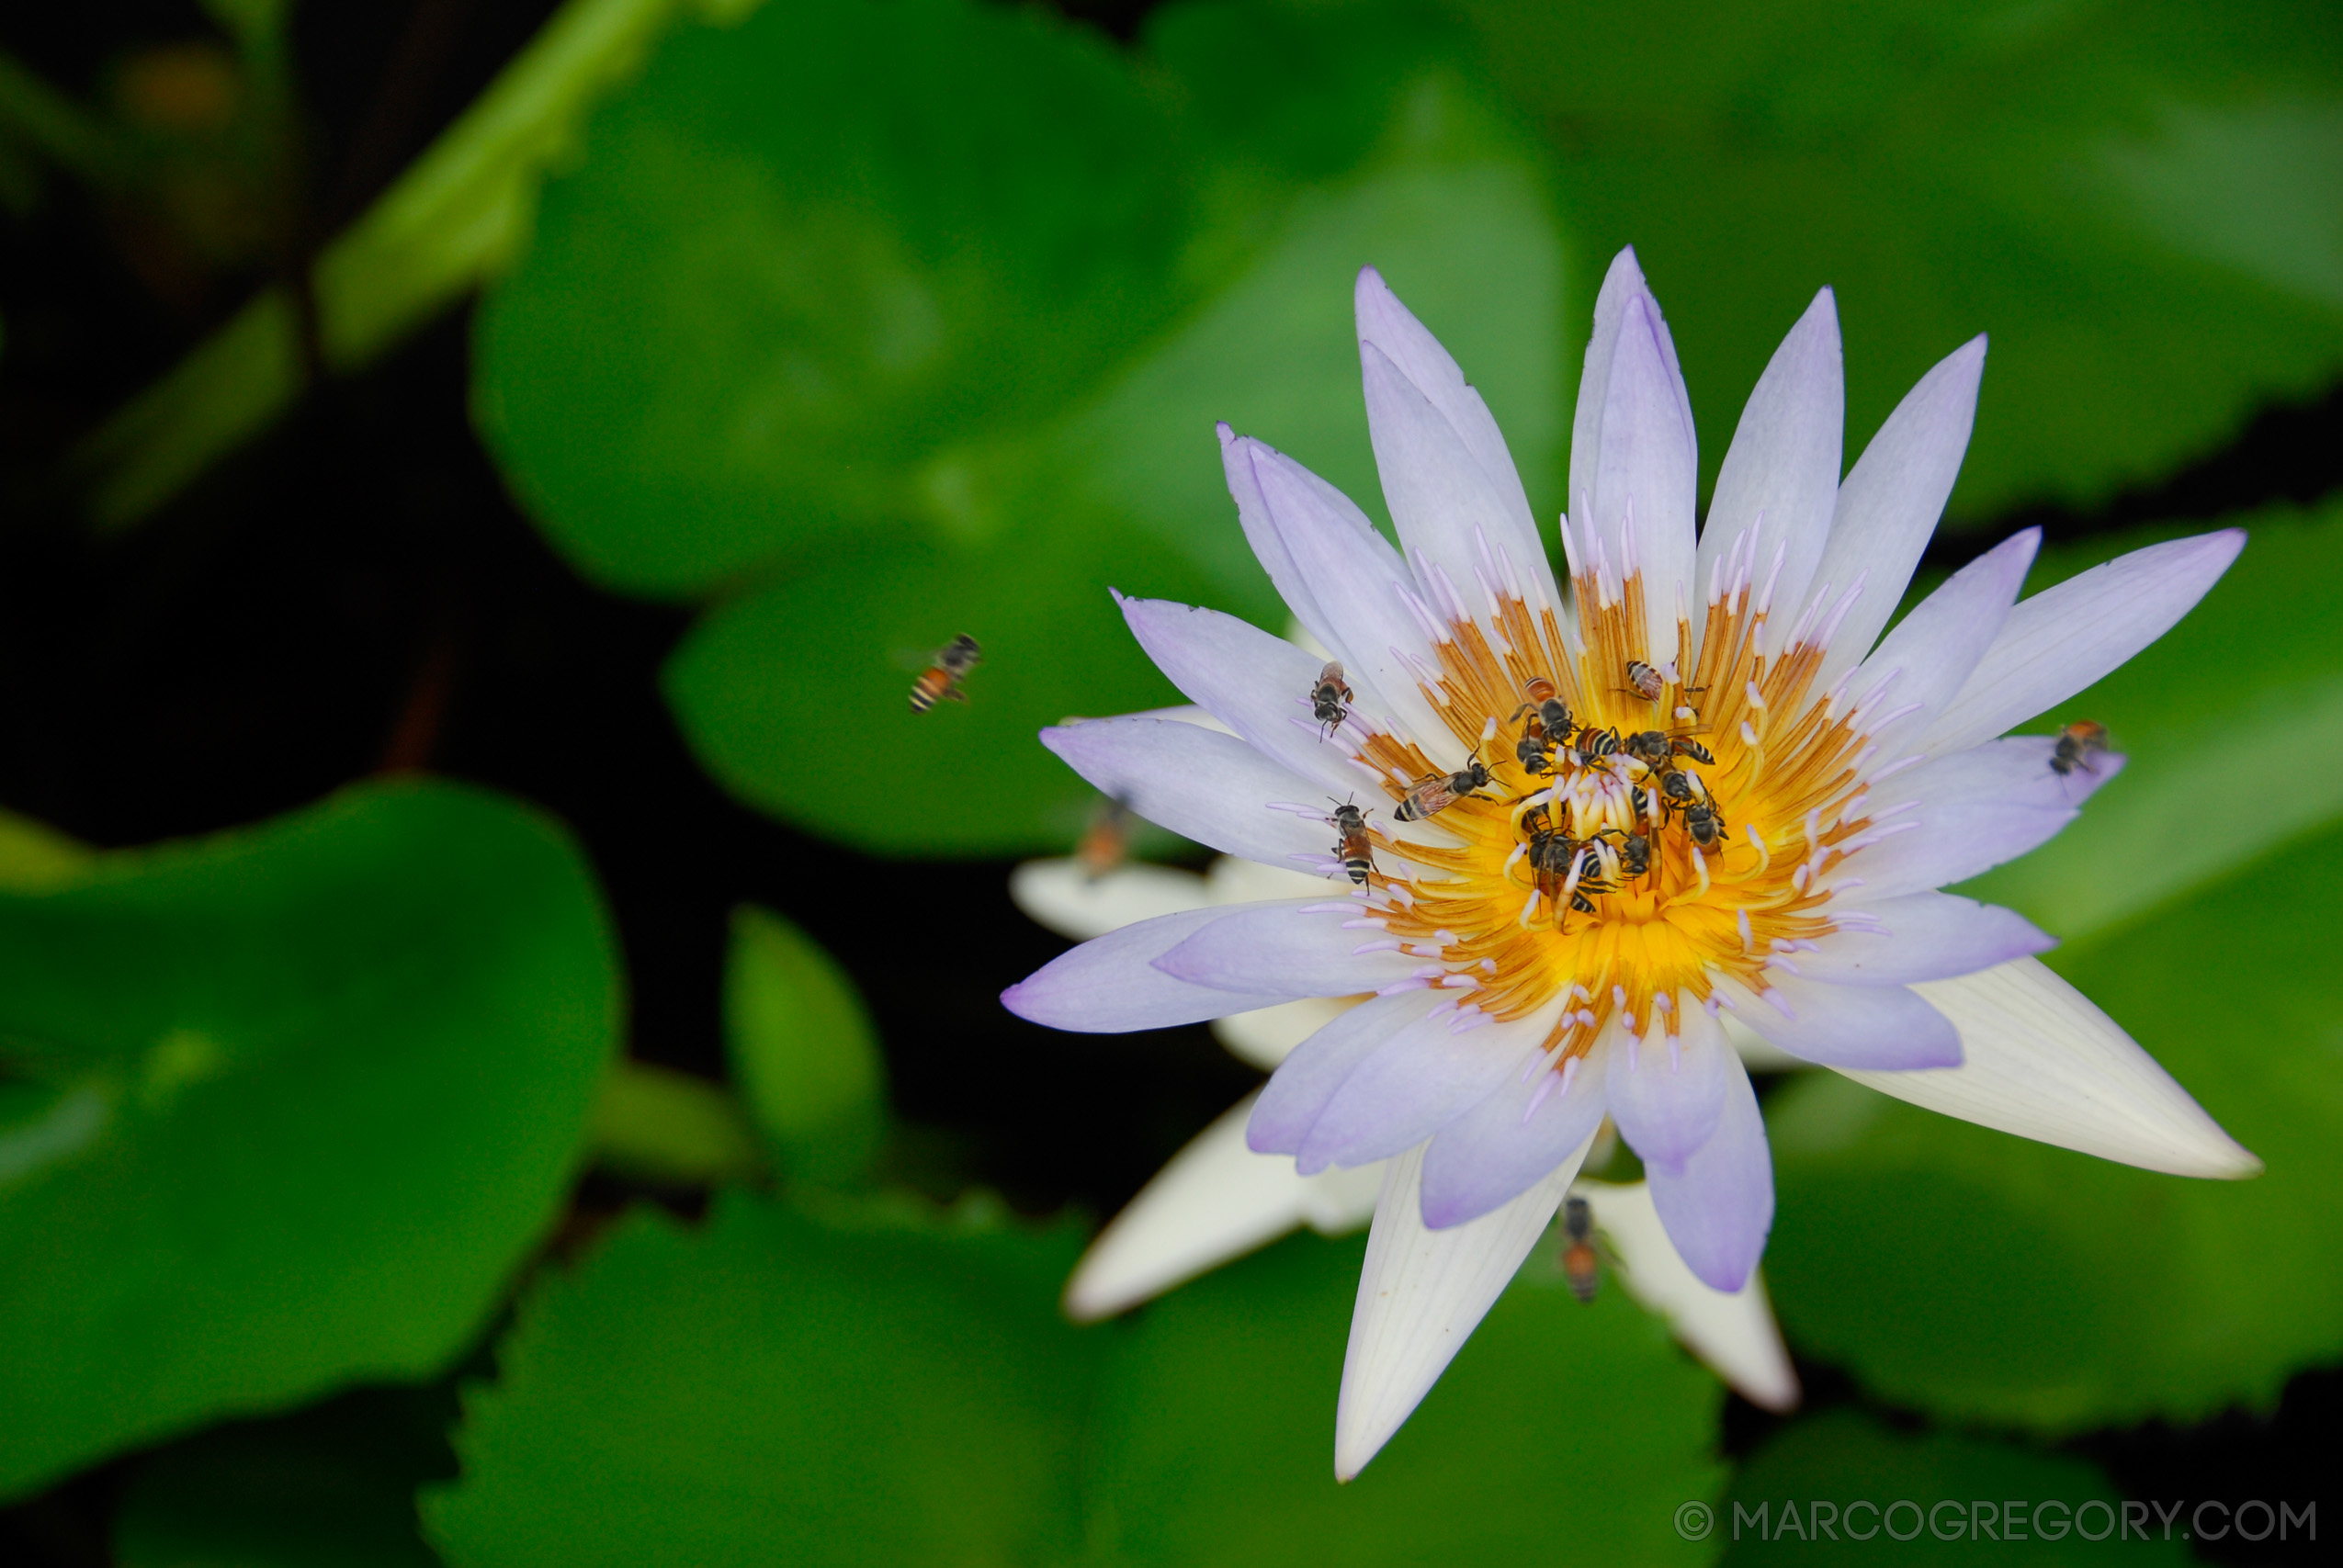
[{"x1": 1358, "y1": 545, "x2": 1878, "y2": 1062}]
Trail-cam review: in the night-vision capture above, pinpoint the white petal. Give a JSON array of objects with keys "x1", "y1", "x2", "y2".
[
  {"x1": 1205, "y1": 854, "x2": 1341, "y2": 905},
  {"x1": 1066, "y1": 1092, "x2": 1339, "y2": 1320},
  {"x1": 1588, "y1": 290, "x2": 1698, "y2": 658},
  {"x1": 1833, "y1": 736, "x2": 2124, "y2": 901},
  {"x1": 1221, "y1": 421, "x2": 1340, "y2": 657},
  {"x1": 1802, "y1": 336, "x2": 1987, "y2": 694},
  {"x1": 1798, "y1": 891, "x2": 2054, "y2": 986},
  {"x1": 1118, "y1": 595, "x2": 1368, "y2": 794},
  {"x1": 1334, "y1": 1139, "x2": 1590, "y2": 1480},
  {"x1": 1041, "y1": 716, "x2": 1337, "y2": 873},
  {"x1": 1854, "y1": 956, "x2": 2261, "y2": 1178},
  {"x1": 1579, "y1": 1179, "x2": 1800, "y2": 1412},
  {"x1": 1239, "y1": 436, "x2": 1459, "y2": 760},
  {"x1": 1008, "y1": 859, "x2": 1210, "y2": 942},
  {"x1": 1155, "y1": 902, "x2": 1421, "y2": 998},
  {"x1": 1850, "y1": 527, "x2": 2037, "y2": 757},
  {"x1": 1212, "y1": 996, "x2": 1357, "y2": 1071},
  {"x1": 1915, "y1": 529, "x2": 2247, "y2": 756},
  {"x1": 1698, "y1": 287, "x2": 1844, "y2": 661}
]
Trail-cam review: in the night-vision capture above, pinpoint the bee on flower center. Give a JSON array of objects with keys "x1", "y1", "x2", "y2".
[
  {"x1": 1510, "y1": 682, "x2": 1576, "y2": 775},
  {"x1": 909, "y1": 634, "x2": 982, "y2": 713},
  {"x1": 1623, "y1": 659, "x2": 1666, "y2": 704},
  {"x1": 1309, "y1": 661, "x2": 1353, "y2": 739}
]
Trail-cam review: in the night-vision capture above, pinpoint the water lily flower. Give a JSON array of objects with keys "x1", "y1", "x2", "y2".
[
  {"x1": 1013, "y1": 852, "x2": 1799, "y2": 1415},
  {"x1": 1002, "y1": 249, "x2": 2256, "y2": 1478}
]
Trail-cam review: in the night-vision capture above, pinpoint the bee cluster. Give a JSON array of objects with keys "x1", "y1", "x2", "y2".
[{"x1": 1311, "y1": 660, "x2": 1730, "y2": 917}]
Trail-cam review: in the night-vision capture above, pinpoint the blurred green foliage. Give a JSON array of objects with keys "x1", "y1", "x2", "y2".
[
  {"x1": 1766, "y1": 501, "x2": 2343, "y2": 1431},
  {"x1": 0, "y1": 782, "x2": 618, "y2": 1498},
  {"x1": 423, "y1": 1195, "x2": 1725, "y2": 1567},
  {"x1": 6, "y1": 0, "x2": 2343, "y2": 1556},
  {"x1": 723, "y1": 904, "x2": 888, "y2": 1184},
  {"x1": 1719, "y1": 1410, "x2": 2188, "y2": 1564}
]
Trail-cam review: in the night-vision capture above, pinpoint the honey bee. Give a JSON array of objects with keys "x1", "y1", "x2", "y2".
[
  {"x1": 1511, "y1": 692, "x2": 1576, "y2": 775},
  {"x1": 2049, "y1": 720, "x2": 2110, "y2": 777},
  {"x1": 1077, "y1": 798, "x2": 1134, "y2": 881},
  {"x1": 1569, "y1": 726, "x2": 1621, "y2": 767},
  {"x1": 1602, "y1": 829, "x2": 1652, "y2": 879},
  {"x1": 1624, "y1": 660, "x2": 1666, "y2": 703},
  {"x1": 1624, "y1": 729, "x2": 1714, "y2": 769},
  {"x1": 1395, "y1": 754, "x2": 1495, "y2": 822},
  {"x1": 909, "y1": 634, "x2": 981, "y2": 713},
  {"x1": 1527, "y1": 828, "x2": 1602, "y2": 912},
  {"x1": 1327, "y1": 799, "x2": 1375, "y2": 886},
  {"x1": 1561, "y1": 1194, "x2": 1599, "y2": 1303},
  {"x1": 1682, "y1": 798, "x2": 1728, "y2": 848},
  {"x1": 1310, "y1": 661, "x2": 1353, "y2": 739}
]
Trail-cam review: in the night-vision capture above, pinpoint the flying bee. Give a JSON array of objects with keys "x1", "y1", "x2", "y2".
[
  {"x1": 1560, "y1": 1194, "x2": 1599, "y2": 1303},
  {"x1": 909, "y1": 634, "x2": 981, "y2": 713},
  {"x1": 1309, "y1": 661, "x2": 1353, "y2": 739},
  {"x1": 1624, "y1": 659, "x2": 1666, "y2": 703},
  {"x1": 1077, "y1": 797, "x2": 1134, "y2": 881},
  {"x1": 1683, "y1": 798, "x2": 1728, "y2": 849},
  {"x1": 1327, "y1": 798, "x2": 1375, "y2": 886},
  {"x1": 2049, "y1": 720, "x2": 2110, "y2": 777},
  {"x1": 1395, "y1": 754, "x2": 1496, "y2": 821}
]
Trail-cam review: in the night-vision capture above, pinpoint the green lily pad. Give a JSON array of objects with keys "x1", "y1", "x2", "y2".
[
  {"x1": 1453, "y1": 0, "x2": 2343, "y2": 523},
  {"x1": 1719, "y1": 1409, "x2": 2188, "y2": 1564},
  {"x1": 0, "y1": 780, "x2": 618, "y2": 1498},
  {"x1": 1083, "y1": 1230, "x2": 1727, "y2": 1566},
  {"x1": 421, "y1": 1190, "x2": 1099, "y2": 1567}
]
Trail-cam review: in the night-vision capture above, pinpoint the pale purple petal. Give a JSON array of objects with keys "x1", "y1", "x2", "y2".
[
  {"x1": 1002, "y1": 904, "x2": 1286, "y2": 1032},
  {"x1": 1837, "y1": 736, "x2": 2125, "y2": 900},
  {"x1": 1239, "y1": 437, "x2": 1459, "y2": 759},
  {"x1": 1850, "y1": 527, "x2": 2037, "y2": 756},
  {"x1": 1915, "y1": 529, "x2": 2246, "y2": 756},
  {"x1": 1336, "y1": 1145, "x2": 1583, "y2": 1480},
  {"x1": 1041, "y1": 716, "x2": 1334, "y2": 872},
  {"x1": 1603, "y1": 1006, "x2": 1733, "y2": 1171},
  {"x1": 1154, "y1": 901, "x2": 1421, "y2": 999},
  {"x1": 1721, "y1": 973, "x2": 1963, "y2": 1070},
  {"x1": 1221, "y1": 421, "x2": 1339, "y2": 655},
  {"x1": 1116, "y1": 595, "x2": 1370, "y2": 794},
  {"x1": 1294, "y1": 1010, "x2": 1549, "y2": 1174},
  {"x1": 1646, "y1": 1053, "x2": 1773, "y2": 1292},
  {"x1": 1803, "y1": 336, "x2": 1987, "y2": 694},
  {"x1": 1697, "y1": 287, "x2": 1844, "y2": 661},
  {"x1": 1796, "y1": 892, "x2": 2054, "y2": 986},
  {"x1": 1250, "y1": 989, "x2": 1447, "y2": 1154},
  {"x1": 1354, "y1": 267, "x2": 1557, "y2": 608},
  {"x1": 1588, "y1": 291, "x2": 1699, "y2": 658},
  {"x1": 1567, "y1": 247, "x2": 1646, "y2": 520},
  {"x1": 1419, "y1": 1042, "x2": 1609, "y2": 1226}
]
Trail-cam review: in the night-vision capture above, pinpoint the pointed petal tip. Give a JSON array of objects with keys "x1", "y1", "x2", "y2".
[{"x1": 1216, "y1": 420, "x2": 1235, "y2": 446}]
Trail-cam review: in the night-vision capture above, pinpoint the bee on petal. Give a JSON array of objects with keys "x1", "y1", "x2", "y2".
[
  {"x1": 910, "y1": 635, "x2": 982, "y2": 713},
  {"x1": 1394, "y1": 754, "x2": 1495, "y2": 822},
  {"x1": 1327, "y1": 798, "x2": 1375, "y2": 886},
  {"x1": 1309, "y1": 661, "x2": 1354, "y2": 739},
  {"x1": 2049, "y1": 720, "x2": 2110, "y2": 777}
]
